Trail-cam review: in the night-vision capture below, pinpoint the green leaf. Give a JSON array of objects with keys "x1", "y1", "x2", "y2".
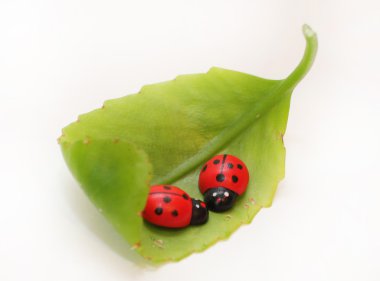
[
  {"x1": 62, "y1": 139, "x2": 152, "y2": 246},
  {"x1": 59, "y1": 25, "x2": 318, "y2": 263}
]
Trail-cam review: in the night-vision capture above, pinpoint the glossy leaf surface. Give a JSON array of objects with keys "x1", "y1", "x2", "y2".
[{"x1": 60, "y1": 25, "x2": 318, "y2": 263}]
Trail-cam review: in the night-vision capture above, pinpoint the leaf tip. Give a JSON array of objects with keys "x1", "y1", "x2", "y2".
[{"x1": 302, "y1": 24, "x2": 316, "y2": 39}]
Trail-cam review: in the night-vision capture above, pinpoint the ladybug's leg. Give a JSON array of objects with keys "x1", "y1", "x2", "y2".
[{"x1": 203, "y1": 187, "x2": 238, "y2": 212}]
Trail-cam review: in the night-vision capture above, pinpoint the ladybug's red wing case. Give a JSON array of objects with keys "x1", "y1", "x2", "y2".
[
  {"x1": 142, "y1": 185, "x2": 193, "y2": 228},
  {"x1": 199, "y1": 154, "x2": 249, "y2": 195}
]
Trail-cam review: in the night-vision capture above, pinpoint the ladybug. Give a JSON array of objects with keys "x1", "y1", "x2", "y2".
[
  {"x1": 198, "y1": 154, "x2": 250, "y2": 212},
  {"x1": 142, "y1": 185, "x2": 208, "y2": 228}
]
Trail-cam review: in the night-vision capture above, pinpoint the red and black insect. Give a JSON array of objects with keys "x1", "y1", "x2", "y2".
[
  {"x1": 198, "y1": 154, "x2": 250, "y2": 212},
  {"x1": 142, "y1": 185, "x2": 208, "y2": 228}
]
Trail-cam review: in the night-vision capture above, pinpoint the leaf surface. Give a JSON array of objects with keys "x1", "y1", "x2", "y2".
[{"x1": 60, "y1": 25, "x2": 318, "y2": 263}]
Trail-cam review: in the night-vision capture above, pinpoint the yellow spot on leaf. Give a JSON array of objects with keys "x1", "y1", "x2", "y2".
[
  {"x1": 153, "y1": 239, "x2": 164, "y2": 249},
  {"x1": 131, "y1": 241, "x2": 141, "y2": 250}
]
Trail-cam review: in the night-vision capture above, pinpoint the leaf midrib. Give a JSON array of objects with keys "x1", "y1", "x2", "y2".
[{"x1": 153, "y1": 26, "x2": 318, "y2": 186}]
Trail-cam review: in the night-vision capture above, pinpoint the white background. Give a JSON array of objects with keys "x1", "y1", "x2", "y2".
[{"x1": 1, "y1": 0, "x2": 379, "y2": 280}]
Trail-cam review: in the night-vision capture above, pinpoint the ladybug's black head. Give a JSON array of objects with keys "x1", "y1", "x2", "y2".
[
  {"x1": 203, "y1": 187, "x2": 238, "y2": 212},
  {"x1": 190, "y1": 199, "x2": 209, "y2": 225}
]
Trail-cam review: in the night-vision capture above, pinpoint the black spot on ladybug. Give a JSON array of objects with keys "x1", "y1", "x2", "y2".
[
  {"x1": 182, "y1": 194, "x2": 189, "y2": 200},
  {"x1": 237, "y1": 164, "x2": 243, "y2": 170},
  {"x1": 232, "y1": 175, "x2": 239, "y2": 183},
  {"x1": 163, "y1": 196, "x2": 171, "y2": 203},
  {"x1": 171, "y1": 210, "x2": 178, "y2": 217},
  {"x1": 227, "y1": 163, "x2": 234, "y2": 169},
  {"x1": 216, "y1": 174, "x2": 225, "y2": 182},
  {"x1": 155, "y1": 207, "x2": 163, "y2": 215},
  {"x1": 163, "y1": 185, "x2": 171, "y2": 190},
  {"x1": 213, "y1": 159, "x2": 220, "y2": 164},
  {"x1": 202, "y1": 165, "x2": 207, "y2": 172}
]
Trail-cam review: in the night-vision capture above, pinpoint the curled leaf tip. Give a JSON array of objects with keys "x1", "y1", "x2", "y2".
[
  {"x1": 283, "y1": 24, "x2": 318, "y2": 88},
  {"x1": 302, "y1": 24, "x2": 316, "y2": 38}
]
